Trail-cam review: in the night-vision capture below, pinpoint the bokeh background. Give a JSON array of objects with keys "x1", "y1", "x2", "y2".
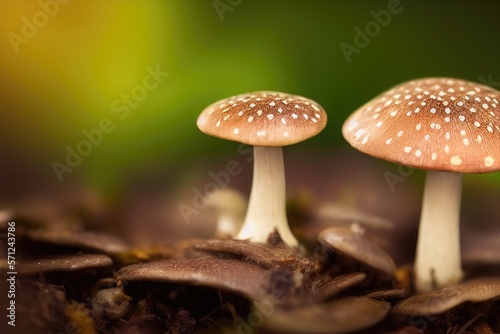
[{"x1": 1, "y1": 1, "x2": 499, "y2": 241}]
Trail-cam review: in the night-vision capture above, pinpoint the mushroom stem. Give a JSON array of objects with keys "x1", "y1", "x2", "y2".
[
  {"x1": 415, "y1": 170, "x2": 463, "y2": 292},
  {"x1": 236, "y1": 146, "x2": 298, "y2": 247}
]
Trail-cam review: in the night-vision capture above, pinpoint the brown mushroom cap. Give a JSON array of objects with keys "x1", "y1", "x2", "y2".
[
  {"x1": 197, "y1": 91, "x2": 327, "y2": 146},
  {"x1": 17, "y1": 254, "x2": 113, "y2": 276},
  {"x1": 392, "y1": 276, "x2": 500, "y2": 315},
  {"x1": 343, "y1": 78, "x2": 500, "y2": 173},
  {"x1": 193, "y1": 239, "x2": 313, "y2": 271},
  {"x1": 117, "y1": 257, "x2": 269, "y2": 300},
  {"x1": 25, "y1": 229, "x2": 129, "y2": 255},
  {"x1": 263, "y1": 296, "x2": 390, "y2": 334},
  {"x1": 318, "y1": 227, "x2": 396, "y2": 280}
]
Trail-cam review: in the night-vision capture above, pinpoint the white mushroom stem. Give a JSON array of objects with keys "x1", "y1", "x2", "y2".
[
  {"x1": 415, "y1": 171, "x2": 463, "y2": 292},
  {"x1": 236, "y1": 146, "x2": 298, "y2": 247}
]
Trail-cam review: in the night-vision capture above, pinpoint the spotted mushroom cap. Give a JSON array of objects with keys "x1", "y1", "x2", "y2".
[
  {"x1": 197, "y1": 91, "x2": 327, "y2": 146},
  {"x1": 343, "y1": 78, "x2": 500, "y2": 173}
]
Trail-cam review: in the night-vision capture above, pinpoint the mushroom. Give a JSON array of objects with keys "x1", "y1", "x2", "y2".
[
  {"x1": 117, "y1": 257, "x2": 270, "y2": 300},
  {"x1": 342, "y1": 77, "x2": 500, "y2": 292},
  {"x1": 392, "y1": 276, "x2": 500, "y2": 316},
  {"x1": 17, "y1": 254, "x2": 113, "y2": 276},
  {"x1": 318, "y1": 227, "x2": 396, "y2": 280},
  {"x1": 205, "y1": 188, "x2": 246, "y2": 239},
  {"x1": 197, "y1": 91, "x2": 327, "y2": 247},
  {"x1": 262, "y1": 296, "x2": 390, "y2": 334}
]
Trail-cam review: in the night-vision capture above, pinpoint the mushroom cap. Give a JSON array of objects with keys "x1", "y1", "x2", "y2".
[
  {"x1": 17, "y1": 254, "x2": 113, "y2": 276},
  {"x1": 342, "y1": 77, "x2": 500, "y2": 173},
  {"x1": 318, "y1": 227, "x2": 396, "y2": 280},
  {"x1": 117, "y1": 257, "x2": 269, "y2": 300},
  {"x1": 25, "y1": 229, "x2": 129, "y2": 255},
  {"x1": 197, "y1": 91, "x2": 327, "y2": 146},
  {"x1": 263, "y1": 296, "x2": 390, "y2": 334},
  {"x1": 392, "y1": 276, "x2": 500, "y2": 315}
]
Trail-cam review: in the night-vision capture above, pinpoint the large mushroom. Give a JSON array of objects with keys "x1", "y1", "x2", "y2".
[
  {"x1": 342, "y1": 78, "x2": 500, "y2": 292},
  {"x1": 197, "y1": 91, "x2": 327, "y2": 247}
]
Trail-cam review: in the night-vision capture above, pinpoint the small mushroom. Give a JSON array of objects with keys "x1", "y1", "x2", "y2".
[
  {"x1": 205, "y1": 188, "x2": 246, "y2": 239},
  {"x1": 392, "y1": 276, "x2": 500, "y2": 316},
  {"x1": 318, "y1": 227, "x2": 396, "y2": 280},
  {"x1": 17, "y1": 254, "x2": 113, "y2": 276},
  {"x1": 198, "y1": 91, "x2": 327, "y2": 247},
  {"x1": 262, "y1": 296, "x2": 390, "y2": 334},
  {"x1": 117, "y1": 257, "x2": 269, "y2": 300},
  {"x1": 342, "y1": 78, "x2": 500, "y2": 292}
]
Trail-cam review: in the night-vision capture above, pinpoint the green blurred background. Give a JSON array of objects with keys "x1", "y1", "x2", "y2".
[{"x1": 1, "y1": 0, "x2": 500, "y2": 197}]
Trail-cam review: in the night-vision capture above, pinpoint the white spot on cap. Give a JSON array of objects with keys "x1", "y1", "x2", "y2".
[
  {"x1": 487, "y1": 125, "x2": 493, "y2": 133},
  {"x1": 250, "y1": 103, "x2": 256, "y2": 108},
  {"x1": 390, "y1": 110, "x2": 398, "y2": 117},
  {"x1": 470, "y1": 107, "x2": 477, "y2": 113},
  {"x1": 415, "y1": 149, "x2": 422, "y2": 157},
  {"x1": 485, "y1": 156, "x2": 494, "y2": 167},
  {"x1": 445, "y1": 117, "x2": 450, "y2": 123},
  {"x1": 424, "y1": 134, "x2": 430, "y2": 140},
  {"x1": 303, "y1": 114, "x2": 309, "y2": 120},
  {"x1": 257, "y1": 130, "x2": 266, "y2": 137},
  {"x1": 459, "y1": 115, "x2": 465, "y2": 122},
  {"x1": 294, "y1": 104, "x2": 300, "y2": 109},
  {"x1": 446, "y1": 132, "x2": 450, "y2": 140},
  {"x1": 237, "y1": 111, "x2": 244, "y2": 116},
  {"x1": 269, "y1": 101, "x2": 276, "y2": 107},
  {"x1": 283, "y1": 131, "x2": 289, "y2": 137},
  {"x1": 267, "y1": 114, "x2": 274, "y2": 120},
  {"x1": 430, "y1": 108, "x2": 437, "y2": 114},
  {"x1": 385, "y1": 138, "x2": 392, "y2": 145},
  {"x1": 463, "y1": 138, "x2": 469, "y2": 146},
  {"x1": 312, "y1": 104, "x2": 320, "y2": 111},
  {"x1": 397, "y1": 130, "x2": 404, "y2": 137},
  {"x1": 457, "y1": 101, "x2": 464, "y2": 106},
  {"x1": 416, "y1": 124, "x2": 422, "y2": 131},
  {"x1": 281, "y1": 118, "x2": 286, "y2": 125},
  {"x1": 233, "y1": 128, "x2": 239, "y2": 135},
  {"x1": 432, "y1": 153, "x2": 437, "y2": 160},
  {"x1": 278, "y1": 107, "x2": 283, "y2": 113},
  {"x1": 474, "y1": 121, "x2": 481, "y2": 127},
  {"x1": 404, "y1": 146, "x2": 412, "y2": 153},
  {"x1": 362, "y1": 136, "x2": 369, "y2": 144},
  {"x1": 248, "y1": 116, "x2": 254, "y2": 123},
  {"x1": 355, "y1": 129, "x2": 364, "y2": 139},
  {"x1": 482, "y1": 103, "x2": 489, "y2": 109},
  {"x1": 451, "y1": 156, "x2": 462, "y2": 165},
  {"x1": 216, "y1": 120, "x2": 221, "y2": 127},
  {"x1": 445, "y1": 108, "x2": 451, "y2": 114},
  {"x1": 292, "y1": 113, "x2": 298, "y2": 119},
  {"x1": 477, "y1": 135, "x2": 482, "y2": 143},
  {"x1": 315, "y1": 113, "x2": 321, "y2": 119},
  {"x1": 376, "y1": 121, "x2": 383, "y2": 127},
  {"x1": 257, "y1": 110, "x2": 263, "y2": 116},
  {"x1": 445, "y1": 145, "x2": 450, "y2": 153}
]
